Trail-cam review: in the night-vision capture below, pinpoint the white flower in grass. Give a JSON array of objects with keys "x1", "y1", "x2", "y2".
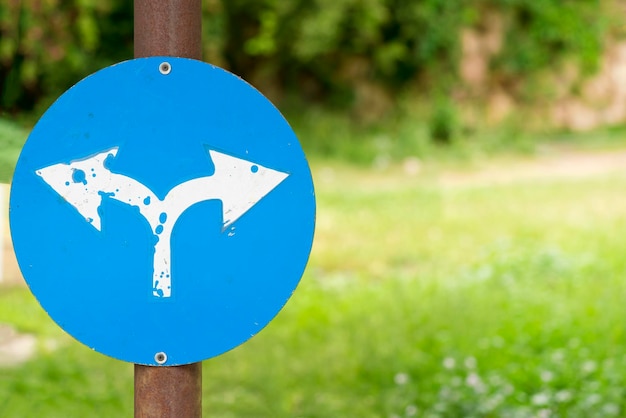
[
  {"x1": 439, "y1": 386, "x2": 451, "y2": 399},
  {"x1": 443, "y1": 357, "x2": 455, "y2": 370},
  {"x1": 585, "y1": 393, "x2": 601, "y2": 406},
  {"x1": 464, "y1": 356, "x2": 477, "y2": 369},
  {"x1": 536, "y1": 408, "x2": 551, "y2": 418},
  {"x1": 488, "y1": 374, "x2": 503, "y2": 386},
  {"x1": 540, "y1": 370, "x2": 554, "y2": 383},
  {"x1": 466, "y1": 372, "x2": 486, "y2": 393},
  {"x1": 434, "y1": 402, "x2": 447, "y2": 412},
  {"x1": 405, "y1": 405, "x2": 418, "y2": 416},
  {"x1": 466, "y1": 372, "x2": 480, "y2": 387},
  {"x1": 602, "y1": 403, "x2": 620, "y2": 415},
  {"x1": 551, "y1": 350, "x2": 565, "y2": 363},
  {"x1": 531, "y1": 392, "x2": 550, "y2": 406},
  {"x1": 555, "y1": 390, "x2": 572, "y2": 403},
  {"x1": 581, "y1": 360, "x2": 597, "y2": 374},
  {"x1": 502, "y1": 383, "x2": 515, "y2": 395},
  {"x1": 394, "y1": 372, "x2": 409, "y2": 386},
  {"x1": 484, "y1": 394, "x2": 504, "y2": 412}
]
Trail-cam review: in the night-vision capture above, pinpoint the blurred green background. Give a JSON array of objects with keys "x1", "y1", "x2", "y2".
[
  {"x1": 3, "y1": 1, "x2": 626, "y2": 417},
  {"x1": 0, "y1": 0, "x2": 617, "y2": 126}
]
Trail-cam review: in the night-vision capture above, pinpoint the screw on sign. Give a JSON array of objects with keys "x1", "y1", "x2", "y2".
[{"x1": 9, "y1": 57, "x2": 315, "y2": 413}]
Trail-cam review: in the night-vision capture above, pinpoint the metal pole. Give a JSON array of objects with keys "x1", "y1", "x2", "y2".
[
  {"x1": 133, "y1": 1, "x2": 202, "y2": 417},
  {"x1": 134, "y1": 0, "x2": 202, "y2": 59},
  {"x1": 134, "y1": 363, "x2": 202, "y2": 417}
]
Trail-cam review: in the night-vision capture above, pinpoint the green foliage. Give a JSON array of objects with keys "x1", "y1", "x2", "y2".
[
  {"x1": 0, "y1": 0, "x2": 133, "y2": 112},
  {"x1": 221, "y1": 0, "x2": 465, "y2": 103},
  {"x1": 0, "y1": 0, "x2": 613, "y2": 118},
  {"x1": 428, "y1": 98, "x2": 459, "y2": 144},
  {"x1": 286, "y1": 102, "x2": 541, "y2": 166},
  {"x1": 223, "y1": 0, "x2": 609, "y2": 107},
  {"x1": 489, "y1": 0, "x2": 606, "y2": 100},
  {"x1": 0, "y1": 0, "x2": 228, "y2": 114}
]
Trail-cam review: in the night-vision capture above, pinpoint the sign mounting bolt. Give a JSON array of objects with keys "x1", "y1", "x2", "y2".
[
  {"x1": 155, "y1": 351, "x2": 167, "y2": 364},
  {"x1": 159, "y1": 62, "x2": 171, "y2": 75}
]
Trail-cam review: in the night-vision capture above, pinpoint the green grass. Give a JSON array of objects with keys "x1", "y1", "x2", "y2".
[
  {"x1": 3, "y1": 116, "x2": 626, "y2": 416},
  {"x1": 0, "y1": 119, "x2": 28, "y2": 183},
  {"x1": 3, "y1": 160, "x2": 626, "y2": 416}
]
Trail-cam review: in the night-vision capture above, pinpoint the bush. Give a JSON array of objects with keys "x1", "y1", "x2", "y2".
[
  {"x1": 0, "y1": 0, "x2": 133, "y2": 113},
  {"x1": 429, "y1": 98, "x2": 459, "y2": 144},
  {"x1": 0, "y1": 0, "x2": 613, "y2": 121}
]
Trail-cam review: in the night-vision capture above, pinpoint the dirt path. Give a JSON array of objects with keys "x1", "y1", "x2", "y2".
[{"x1": 438, "y1": 148, "x2": 626, "y2": 187}]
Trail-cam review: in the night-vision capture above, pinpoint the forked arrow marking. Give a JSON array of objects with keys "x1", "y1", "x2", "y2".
[{"x1": 36, "y1": 147, "x2": 289, "y2": 298}]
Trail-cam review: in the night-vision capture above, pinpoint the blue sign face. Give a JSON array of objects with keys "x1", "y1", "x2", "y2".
[{"x1": 10, "y1": 57, "x2": 315, "y2": 366}]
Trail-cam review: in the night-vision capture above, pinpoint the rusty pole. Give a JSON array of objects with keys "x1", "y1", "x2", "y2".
[
  {"x1": 134, "y1": 0, "x2": 202, "y2": 59},
  {"x1": 134, "y1": 363, "x2": 202, "y2": 417},
  {"x1": 133, "y1": 0, "x2": 202, "y2": 417}
]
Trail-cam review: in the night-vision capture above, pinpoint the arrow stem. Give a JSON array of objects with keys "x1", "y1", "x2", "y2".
[{"x1": 152, "y1": 229, "x2": 172, "y2": 297}]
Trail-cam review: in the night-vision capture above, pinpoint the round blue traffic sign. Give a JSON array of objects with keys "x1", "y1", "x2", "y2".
[{"x1": 10, "y1": 57, "x2": 315, "y2": 365}]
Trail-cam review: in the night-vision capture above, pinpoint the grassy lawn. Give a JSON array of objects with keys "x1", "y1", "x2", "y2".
[
  {"x1": 0, "y1": 119, "x2": 28, "y2": 183},
  {"x1": 2, "y1": 117, "x2": 626, "y2": 416}
]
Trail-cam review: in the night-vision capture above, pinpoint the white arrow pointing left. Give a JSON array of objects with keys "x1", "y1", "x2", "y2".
[{"x1": 36, "y1": 147, "x2": 289, "y2": 298}]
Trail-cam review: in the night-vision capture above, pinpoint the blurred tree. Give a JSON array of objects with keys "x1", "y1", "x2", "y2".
[
  {"x1": 0, "y1": 0, "x2": 611, "y2": 119},
  {"x1": 0, "y1": 0, "x2": 133, "y2": 113}
]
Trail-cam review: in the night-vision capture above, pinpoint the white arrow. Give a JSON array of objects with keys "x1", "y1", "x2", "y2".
[{"x1": 36, "y1": 147, "x2": 289, "y2": 297}]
